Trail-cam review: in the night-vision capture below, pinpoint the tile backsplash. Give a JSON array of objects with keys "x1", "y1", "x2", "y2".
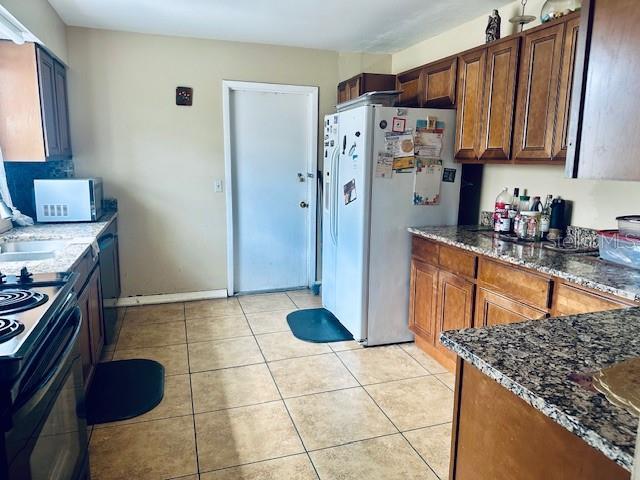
[{"x1": 4, "y1": 158, "x2": 74, "y2": 219}]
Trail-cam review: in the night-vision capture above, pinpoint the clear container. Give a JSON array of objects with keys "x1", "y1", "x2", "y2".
[
  {"x1": 598, "y1": 230, "x2": 640, "y2": 270},
  {"x1": 517, "y1": 211, "x2": 542, "y2": 241},
  {"x1": 540, "y1": 0, "x2": 581, "y2": 23}
]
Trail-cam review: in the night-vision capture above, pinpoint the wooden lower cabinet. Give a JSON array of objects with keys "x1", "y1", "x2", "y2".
[
  {"x1": 409, "y1": 259, "x2": 438, "y2": 344},
  {"x1": 451, "y1": 362, "x2": 629, "y2": 480},
  {"x1": 475, "y1": 287, "x2": 547, "y2": 327},
  {"x1": 553, "y1": 282, "x2": 629, "y2": 316},
  {"x1": 437, "y1": 271, "x2": 474, "y2": 360},
  {"x1": 77, "y1": 265, "x2": 104, "y2": 388}
]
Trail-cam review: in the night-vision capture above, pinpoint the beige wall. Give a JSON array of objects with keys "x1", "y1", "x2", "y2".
[
  {"x1": 391, "y1": 0, "x2": 640, "y2": 229},
  {"x1": 67, "y1": 27, "x2": 342, "y2": 296},
  {"x1": 338, "y1": 52, "x2": 392, "y2": 81},
  {"x1": 1, "y1": 0, "x2": 67, "y2": 62}
]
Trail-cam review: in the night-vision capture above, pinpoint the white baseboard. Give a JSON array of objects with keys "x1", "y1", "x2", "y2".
[{"x1": 104, "y1": 289, "x2": 228, "y2": 307}]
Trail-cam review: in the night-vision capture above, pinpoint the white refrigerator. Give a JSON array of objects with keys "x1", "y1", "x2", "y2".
[{"x1": 322, "y1": 105, "x2": 460, "y2": 346}]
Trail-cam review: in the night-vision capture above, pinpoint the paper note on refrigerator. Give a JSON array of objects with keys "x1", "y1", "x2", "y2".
[
  {"x1": 375, "y1": 152, "x2": 393, "y2": 178},
  {"x1": 413, "y1": 163, "x2": 443, "y2": 205},
  {"x1": 414, "y1": 128, "x2": 443, "y2": 159},
  {"x1": 385, "y1": 132, "x2": 414, "y2": 158}
]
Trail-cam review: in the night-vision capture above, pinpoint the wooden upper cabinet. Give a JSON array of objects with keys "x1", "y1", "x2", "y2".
[
  {"x1": 337, "y1": 73, "x2": 396, "y2": 104},
  {"x1": 421, "y1": 57, "x2": 457, "y2": 107},
  {"x1": 566, "y1": 0, "x2": 640, "y2": 180},
  {"x1": 408, "y1": 259, "x2": 438, "y2": 344},
  {"x1": 552, "y1": 15, "x2": 579, "y2": 161},
  {"x1": 476, "y1": 287, "x2": 547, "y2": 327},
  {"x1": 478, "y1": 38, "x2": 520, "y2": 161},
  {"x1": 396, "y1": 68, "x2": 422, "y2": 106},
  {"x1": 455, "y1": 49, "x2": 486, "y2": 160},
  {"x1": 512, "y1": 22, "x2": 565, "y2": 162},
  {"x1": 437, "y1": 271, "x2": 474, "y2": 357},
  {"x1": 0, "y1": 42, "x2": 72, "y2": 162}
]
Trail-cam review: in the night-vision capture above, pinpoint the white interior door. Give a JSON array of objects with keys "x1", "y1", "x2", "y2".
[{"x1": 224, "y1": 82, "x2": 318, "y2": 294}]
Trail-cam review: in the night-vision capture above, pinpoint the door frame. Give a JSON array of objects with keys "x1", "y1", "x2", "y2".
[{"x1": 222, "y1": 80, "x2": 319, "y2": 296}]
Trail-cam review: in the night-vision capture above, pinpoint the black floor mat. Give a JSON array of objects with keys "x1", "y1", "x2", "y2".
[
  {"x1": 287, "y1": 308, "x2": 354, "y2": 343},
  {"x1": 86, "y1": 359, "x2": 165, "y2": 425}
]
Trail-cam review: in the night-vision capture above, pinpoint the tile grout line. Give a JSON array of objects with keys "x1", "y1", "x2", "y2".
[
  {"x1": 240, "y1": 299, "x2": 322, "y2": 479},
  {"x1": 332, "y1": 349, "x2": 442, "y2": 480},
  {"x1": 184, "y1": 301, "x2": 203, "y2": 478}
]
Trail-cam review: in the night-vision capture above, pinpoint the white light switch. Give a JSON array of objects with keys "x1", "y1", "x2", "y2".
[{"x1": 214, "y1": 179, "x2": 223, "y2": 193}]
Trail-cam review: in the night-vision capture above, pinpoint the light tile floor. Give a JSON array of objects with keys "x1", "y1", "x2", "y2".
[{"x1": 90, "y1": 290, "x2": 454, "y2": 480}]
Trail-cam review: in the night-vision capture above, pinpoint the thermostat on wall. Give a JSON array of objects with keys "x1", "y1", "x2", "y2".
[{"x1": 176, "y1": 86, "x2": 193, "y2": 106}]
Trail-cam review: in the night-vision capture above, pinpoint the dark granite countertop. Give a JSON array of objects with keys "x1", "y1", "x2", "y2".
[
  {"x1": 408, "y1": 225, "x2": 640, "y2": 303},
  {"x1": 441, "y1": 308, "x2": 640, "y2": 472}
]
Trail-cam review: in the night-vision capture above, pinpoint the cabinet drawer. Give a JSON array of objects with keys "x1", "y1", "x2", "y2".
[
  {"x1": 478, "y1": 258, "x2": 551, "y2": 309},
  {"x1": 553, "y1": 283, "x2": 629, "y2": 316},
  {"x1": 438, "y1": 245, "x2": 477, "y2": 278},
  {"x1": 412, "y1": 236, "x2": 439, "y2": 265}
]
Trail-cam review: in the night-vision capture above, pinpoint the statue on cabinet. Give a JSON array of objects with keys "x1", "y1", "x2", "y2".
[{"x1": 486, "y1": 9, "x2": 501, "y2": 43}]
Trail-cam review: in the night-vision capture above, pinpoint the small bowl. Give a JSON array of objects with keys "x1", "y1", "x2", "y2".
[{"x1": 616, "y1": 215, "x2": 640, "y2": 238}]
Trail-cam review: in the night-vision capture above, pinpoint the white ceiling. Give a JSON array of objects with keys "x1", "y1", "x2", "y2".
[{"x1": 48, "y1": 0, "x2": 512, "y2": 53}]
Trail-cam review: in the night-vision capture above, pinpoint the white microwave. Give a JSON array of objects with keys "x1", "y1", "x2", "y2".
[{"x1": 34, "y1": 178, "x2": 103, "y2": 222}]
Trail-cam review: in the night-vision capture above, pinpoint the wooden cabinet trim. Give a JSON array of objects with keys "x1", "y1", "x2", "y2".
[{"x1": 437, "y1": 271, "x2": 475, "y2": 360}]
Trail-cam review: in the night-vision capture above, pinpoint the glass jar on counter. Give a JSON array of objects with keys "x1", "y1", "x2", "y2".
[{"x1": 517, "y1": 211, "x2": 542, "y2": 241}]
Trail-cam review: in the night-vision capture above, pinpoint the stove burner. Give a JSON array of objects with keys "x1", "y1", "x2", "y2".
[
  {"x1": 0, "y1": 318, "x2": 24, "y2": 343},
  {"x1": 0, "y1": 290, "x2": 48, "y2": 315}
]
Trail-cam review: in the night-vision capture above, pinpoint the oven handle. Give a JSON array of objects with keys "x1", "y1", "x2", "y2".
[{"x1": 13, "y1": 306, "x2": 82, "y2": 410}]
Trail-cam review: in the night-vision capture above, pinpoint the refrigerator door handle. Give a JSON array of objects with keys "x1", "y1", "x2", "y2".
[{"x1": 331, "y1": 150, "x2": 340, "y2": 243}]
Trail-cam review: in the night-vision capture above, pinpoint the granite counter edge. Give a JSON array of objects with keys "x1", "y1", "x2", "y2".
[{"x1": 439, "y1": 332, "x2": 634, "y2": 472}]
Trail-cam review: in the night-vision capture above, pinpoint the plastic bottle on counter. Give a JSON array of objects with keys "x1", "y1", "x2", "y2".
[
  {"x1": 540, "y1": 194, "x2": 553, "y2": 239},
  {"x1": 493, "y1": 187, "x2": 512, "y2": 233},
  {"x1": 513, "y1": 195, "x2": 530, "y2": 238},
  {"x1": 507, "y1": 187, "x2": 520, "y2": 233}
]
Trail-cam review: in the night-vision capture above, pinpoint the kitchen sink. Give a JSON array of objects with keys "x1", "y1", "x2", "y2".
[{"x1": 0, "y1": 240, "x2": 70, "y2": 262}]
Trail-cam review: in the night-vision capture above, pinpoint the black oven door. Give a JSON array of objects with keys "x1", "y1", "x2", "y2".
[{"x1": 3, "y1": 302, "x2": 89, "y2": 480}]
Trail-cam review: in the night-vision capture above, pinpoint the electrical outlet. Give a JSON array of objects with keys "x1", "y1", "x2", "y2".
[{"x1": 214, "y1": 179, "x2": 223, "y2": 193}]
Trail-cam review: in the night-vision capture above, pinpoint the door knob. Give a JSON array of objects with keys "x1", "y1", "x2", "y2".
[{"x1": 299, "y1": 201, "x2": 309, "y2": 208}]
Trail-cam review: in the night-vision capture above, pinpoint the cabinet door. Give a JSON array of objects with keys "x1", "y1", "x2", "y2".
[
  {"x1": 396, "y1": 69, "x2": 422, "y2": 107},
  {"x1": 422, "y1": 57, "x2": 457, "y2": 108},
  {"x1": 408, "y1": 259, "x2": 438, "y2": 344},
  {"x1": 53, "y1": 61, "x2": 71, "y2": 157},
  {"x1": 87, "y1": 268, "x2": 105, "y2": 364},
  {"x1": 437, "y1": 271, "x2": 474, "y2": 357},
  {"x1": 455, "y1": 49, "x2": 486, "y2": 160},
  {"x1": 478, "y1": 38, "x2": 519, "y2": 161},
  {"x1": 78, "y1": 282, "x2": 93, "y2": 385},
  {"x1": 552, "y1": 16, "x2": 579, "y2": 160},
  {"x1": 476, "y1": 287, "x2": 547, "y2": 327},
  {"x1": 512, "y1": 23, "x2": 564, "y2": 161},
  {"x1": 36, "y1": 48, "x2": 62, "y2": 158},
  {"x1": 337, "y1": 81, "x2": 349, "y2": 104},
  {"x1": 348, "y1": 77, "x2": 361, "y2": 99}
]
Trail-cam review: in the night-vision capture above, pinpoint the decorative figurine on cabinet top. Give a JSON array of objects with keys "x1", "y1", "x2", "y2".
[{"x1": 486, "y1": 9, "x2": 501, "y2": 43}]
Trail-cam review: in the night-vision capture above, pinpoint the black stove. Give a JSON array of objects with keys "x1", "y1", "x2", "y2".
[
  {"x1": 0, "y1": 269, "x2": 75, "y2": 382},
  {"x1": 0, "y1": 268, "x2": 89, "y2": 480}
]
